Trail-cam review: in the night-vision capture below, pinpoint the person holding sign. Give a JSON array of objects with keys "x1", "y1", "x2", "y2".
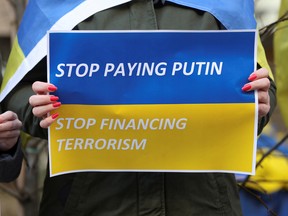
[{"x1": 1, "y1": 0, "x2": 277, "y2": 215}]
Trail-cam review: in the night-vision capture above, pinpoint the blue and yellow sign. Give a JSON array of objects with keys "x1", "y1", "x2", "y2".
[{"x1": 48, "y1": 30, "x2": 257, "y2": 176}]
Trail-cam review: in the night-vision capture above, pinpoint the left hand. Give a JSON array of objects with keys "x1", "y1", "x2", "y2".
[{"x1": 242, "y1": 68, "x2": 271, "y2": 118}]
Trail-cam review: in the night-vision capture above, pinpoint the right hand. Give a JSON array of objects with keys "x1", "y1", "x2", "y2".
[
  {"x1": 0, "y1": 111, "x2": 22, "y2": 151},
  {"x1": 29, "y1": 81, "x2": 61, "y2": 128}
]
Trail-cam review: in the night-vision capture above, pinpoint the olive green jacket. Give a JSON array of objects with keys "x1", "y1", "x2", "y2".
[{"x1": 2, "y1": 1, "x2": 277, "y2": 215}]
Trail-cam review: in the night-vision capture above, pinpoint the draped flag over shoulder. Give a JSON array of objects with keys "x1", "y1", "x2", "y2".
[
  {"x1": 0, "y1": 0, "x2": 132, "y2": 101},
  {"x1": 0, "y1": 0, "x2": 257, "y2": 102},
  {"x1": 274, "y1": 0, "x2": 288, "y2": 128},
  {"x1": 169, "y1": 0, "x2": 256, "y2": 30}
]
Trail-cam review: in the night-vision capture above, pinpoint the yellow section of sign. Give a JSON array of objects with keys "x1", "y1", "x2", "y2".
[{"x1": 49, "y1": 103, "x2": 256, "y2": 176}]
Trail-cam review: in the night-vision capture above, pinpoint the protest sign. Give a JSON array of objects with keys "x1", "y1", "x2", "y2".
[{"x1": 48, "y1": 30, "x2": 257, "y2": 176}]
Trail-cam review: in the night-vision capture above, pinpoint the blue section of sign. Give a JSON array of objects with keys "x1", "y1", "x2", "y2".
[{"x1": 49, "y1": 31, "x2": 256, "y2": 105}]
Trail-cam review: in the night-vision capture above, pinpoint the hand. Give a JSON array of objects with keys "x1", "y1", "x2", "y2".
[
  {"x1": 29, "y1": 81, "x2": 61, "y2": 128},
  {"x1": 242, "y1": 68, "x2": 270, "y2": 118},
  {"x1": 0, "y1": 111, "x2": 22, "y2": 151}
]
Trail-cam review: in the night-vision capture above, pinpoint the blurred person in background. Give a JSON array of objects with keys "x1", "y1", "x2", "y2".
[{"x1": 0, "y1": 55, "x2": 23, "y2": 182}]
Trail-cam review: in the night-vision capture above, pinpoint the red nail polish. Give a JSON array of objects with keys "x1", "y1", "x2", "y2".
[
  {"x1": 52, "y1": 102, "x2": 61, "y2": 108},
  {"x1": 248, "y1": 74, "x2": 257, "y2": 81},
  {"x1": 242, "y1": 84, "x2": 252, "y2": 91},
  {"x1": 50, "y1": 96, "x2": 59, "y2": 101},
  {"x1": 51, "y1": 113, "x2": 59, "y2": 119},
  {"x1": 48, "y1": 85, "x2": 57, "y2": 91}
]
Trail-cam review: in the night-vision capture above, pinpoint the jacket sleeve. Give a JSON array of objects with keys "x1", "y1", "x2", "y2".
[
  {"x1": 0, "y1": 138, "x2": 23, "y2": 182},
  {"x1": 2, "y1": 58, "x2": 48, "y2": 139}
]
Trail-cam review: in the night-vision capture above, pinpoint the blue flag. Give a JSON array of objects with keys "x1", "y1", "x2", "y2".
[{"x1": 0, "y1": 0, "x2": 256, "y2": 101}]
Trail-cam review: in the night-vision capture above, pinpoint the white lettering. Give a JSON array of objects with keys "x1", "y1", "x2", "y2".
[
  {"x1": 57, "y1": 138, "x2": 147, "y2": 151},
  {"x1": 55, "y1": 118, "x2": 97, "y2": 130}
]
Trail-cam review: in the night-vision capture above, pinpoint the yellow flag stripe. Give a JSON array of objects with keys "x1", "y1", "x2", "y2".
[{"x1": 1, "y1": 37, "x2": 25, "y2": 93}]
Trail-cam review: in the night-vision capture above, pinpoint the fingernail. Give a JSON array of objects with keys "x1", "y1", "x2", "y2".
[
  {"x1": 248, "y1": 74, "x2": 257, "y2": 81},
  {"x1": 242, "y1": 84, "x2": 252, "y2": 91},
  {"x1": 50, "y1": 96, "x2": 59, "y2": 101},
  {"x1": 51, "y1": 113, "x2": 59, "y2": 119},
  {"x1": 52, "y1": 102, "x2": 61, "y2": 108},
  {"x1": 48, "y1": 85, "x2": 57, "y2": 91}
]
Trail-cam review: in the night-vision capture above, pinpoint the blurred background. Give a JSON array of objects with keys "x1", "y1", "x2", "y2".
[{"x1": 0, "y1": 0, "x2": 288, "y2": 215}]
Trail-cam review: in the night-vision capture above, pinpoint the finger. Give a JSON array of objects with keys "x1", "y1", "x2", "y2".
[
  {"x1": 32, "y1": 81, "x2": 58, "y2": 95},
  {"x1": 242, "y1": 78, "x2": 270, "y2": 92},
  {"x1": 248, "y1": 68, "x2": 269, "y2": 81},
  {"x1": 32, "y1": 102, "x2": 61, "y2": 118},
  {"x1": 29, "y1": 94, "x2": 59, "y2": 107},
  {"x1": 40, "y1": 113, "x2": 59, "y2": 128},
  {"x1": 251, "y1": 78, "x2": 270, "y2": 91},
  {"x1": 0, "y1": 111, "x2": 18, "y2": 123},
  {"x1": 258, "y1": 90, "x2": 270, "y2": 105},
  {"x1": 0, "y1": 119, "x2": 22, "y2": 132},
  {"x1": 258, "y1": 103, "x2": 270, "y2": 118},
  {"x1": 0, "y1": 129, "x2": 21, "y2": 139}
]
